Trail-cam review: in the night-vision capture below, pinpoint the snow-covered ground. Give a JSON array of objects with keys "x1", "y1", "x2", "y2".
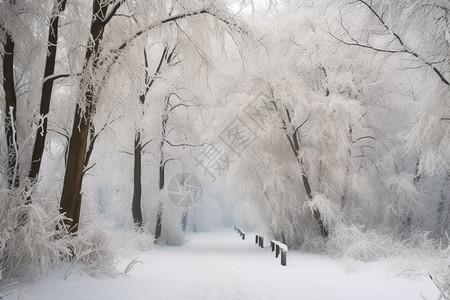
[{"x1": 6, "y1": 229, "x2": 440, "y2": 299}]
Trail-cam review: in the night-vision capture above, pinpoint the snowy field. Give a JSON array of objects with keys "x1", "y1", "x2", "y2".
[{"x1": 5, "y1": 228, "x2": 440, "y2": 300}]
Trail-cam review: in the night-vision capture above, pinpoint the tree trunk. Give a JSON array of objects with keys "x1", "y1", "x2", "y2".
[
  {"x1": 154, "y1": 96, "x2": 170, "y2": 241},
  {"x1": 132, "y1": 131, "x2": 143, "y2": 228},
  {"x1": 59, "y1": 104, "x2": 90, "y2": 231},
  {"x1": 154, "y1": 164, "x2": 165, "y2": 240},
  {"x1": 292, "y1": 117, "x2": 328, "y2": 238},
  {"x1": 132, "y1": 48, "x2": 169, "y2": 229},
  {"x1": 83, "y1": 123, "x2": 96, "y2": 169},
  {"x1": 2, "y1": 27, "x2": 19, "y2": 189},
  {"x1": 270, "y1": 97, "x2": 328, "y2": 238},
  {"x1": 59, "y1": 0, "x2": 108, "y2": 233},
  {"x1": 29, "y1": 0, "x2": 67, "y2": 182},
  {"x1": 301, "y1": 166, "x2": 328, "y2": 238},
  {"x1": 437, "y1": 172, "x2": 450, "y2": 234},
  {"x1": 340, "y1": 125, "x2": 353, "y2": 213}
]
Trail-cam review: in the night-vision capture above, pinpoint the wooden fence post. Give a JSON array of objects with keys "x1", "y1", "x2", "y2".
[
  {"x1": 281, "y1": 250, "x2": 287, "y2": 266},
  {"x1": 275, "y1": 244, "x2": 280, "y2": 258},
  {"x1": 270, "y1": 240, "x2": 274, "y2": 252}
]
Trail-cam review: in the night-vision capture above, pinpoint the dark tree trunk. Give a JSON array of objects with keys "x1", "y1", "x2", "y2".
[
  {"x1": 59, "y1": 103, "x2": 91, "y2": 231},
  {"x1": 132, "y1": 131, "x2": 143, "y2": 228},
  {"x1": 29, "y1": 0, "x2": 67, "y2": 182},
  {"x1": 2, "y1": 28, "x2": 19, "y2": 189},
  {"x1": 154, "y1": 95, "x2": 170, "y2": 241},
  {"x1": 83, "y1": 123, "x2": 96, "y2": 169},
  {"x1": 154, "y1": 164, "x2": 165, "y2": 240},
  {"x1": 59, "y1": 0, "x2": 108, "y2": 233},
  {"x1": 132, "y1": 48, "x2": 169, "y2": 229}
]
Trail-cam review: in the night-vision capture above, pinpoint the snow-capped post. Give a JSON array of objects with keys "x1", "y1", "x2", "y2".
[
  {"x1": 281, "y1": 250, "x2": 287, "y2": 266},
  {"x1": 259, "y1": 236, "x2": 264, "y2": 248},
  {"x1": 235, "y1": 227, "x2": 245, "y2": 239},
  {"x1": 256, "y1": 234, "x2": 263, "y2": 245},
  {"x1": 270, "y1": 240, "x2": 288, "y2": 266}
]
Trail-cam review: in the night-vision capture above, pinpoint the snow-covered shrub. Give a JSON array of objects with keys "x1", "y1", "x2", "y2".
[
  {"x1": 68, "y1": 228, "x2": 117, "y2": 276},
  {"x1": 0, "y1": 187, "x2": 73, "y2": 281},
  {"x1": 327, "y1": 224, "x2": 450, "y2": 282},
  {"x1": 326, "y1": 224, "x2": 449, "y2": 262},
  {"x1": 109, "y1": 228, "x2": 154, "y2": 258},
  {"x1": 327, "y1": 225, "x2": 405, "y2": 262}
]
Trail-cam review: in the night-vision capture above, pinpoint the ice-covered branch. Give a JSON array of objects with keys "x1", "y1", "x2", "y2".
[{"x1": 354, "y1": 0, "x2": 449, "y2": 86}]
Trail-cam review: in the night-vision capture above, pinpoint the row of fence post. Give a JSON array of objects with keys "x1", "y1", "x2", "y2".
[
  {"x1": 255, "y1": 234, "x2": 288, "y2": 266},
  {"x1": 233, "y1": 226, "x2": 245, "y2": 239},
  {"x1": 234, "y1": 228, "x2": 287, "y2": 266}
]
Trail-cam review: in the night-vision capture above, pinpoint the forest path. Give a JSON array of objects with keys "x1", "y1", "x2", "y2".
[{"x1": 14, "y1": 228, "x2": 438, "y2": 300}]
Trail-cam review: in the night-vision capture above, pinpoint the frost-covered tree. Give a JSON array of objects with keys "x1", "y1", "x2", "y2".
[
  {"x1": 215, "y1": 0, "x2": 449, "y2": 249},
  {"x1": 329, "y1": 0, "x2": 449, "y2": 175}
]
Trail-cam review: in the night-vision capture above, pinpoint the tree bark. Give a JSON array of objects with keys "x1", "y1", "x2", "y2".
[
  {"x1": 437, "y1": 172, "x2": 450, "y2": 234},
  {"x1": 2, "y1": 26, "x2": 19, "y2": 189},
  {"x1": 29, "y1": 0, "x2": 67, "y2": 182},
  {"x1": 132, "y1": 131, "x2": 143, "y2": 227},
  {"x1": 131, "y1": 48, "x2": 169, "y2": 229},
  {"x1": 59, "y1": 0, "x2": 108, "y2": 233},
  {"x1": 154, "y1": 164, "x2": 165, "y2": 240},
  {"x1": 154, "y1": 95, "x2": 170, "y2": 241},
  {"x1": 301, "y1": 164, "x2": 328, "y2": 238}
]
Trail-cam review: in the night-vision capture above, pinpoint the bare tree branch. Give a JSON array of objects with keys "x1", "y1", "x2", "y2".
[
  {"x1": 102, "y1": 0, "x2": 126, "y2": 25},
  {"x1": 164, "y1": 139, "x2": 206, "y2": 147},
  {"x1": 294, "y1": 113, "x2": 311, "y2": 137}
]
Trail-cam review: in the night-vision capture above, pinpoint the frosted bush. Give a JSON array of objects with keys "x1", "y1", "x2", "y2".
[
  {"x1": 327, "y1": 225, "x2": 399, "y2": 262},
  {"x1": 109, "y1": 228, "x2": 154, "y2": 258},
  {"x1": 68, "y1": 228, "x2": 117, "y2": 277},
  {"x1": 327, "y1": 224, "x2": 450, "y2": 282},
  {"x1": 0, "y1": 188, "x2": 73, "y2": 281}
]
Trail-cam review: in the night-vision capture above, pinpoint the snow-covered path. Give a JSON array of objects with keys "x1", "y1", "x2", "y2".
[{"x1": 12, "y1": 228, "x2": 439, "y2": 299}]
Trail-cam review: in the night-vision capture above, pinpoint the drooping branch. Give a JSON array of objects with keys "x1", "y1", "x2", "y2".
[
  {"x1": 112, "y1": 6, "x2": 245, "y2": 57},
  {"x1": 353, "y1": 0, "x2": 449, "y2": 86},
  {"x1": 293, "y1": 113, "x2": 311, "y2": 138},
  {"x1": 114, "y1": 8, "x2": 209, "y2": 54}
]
